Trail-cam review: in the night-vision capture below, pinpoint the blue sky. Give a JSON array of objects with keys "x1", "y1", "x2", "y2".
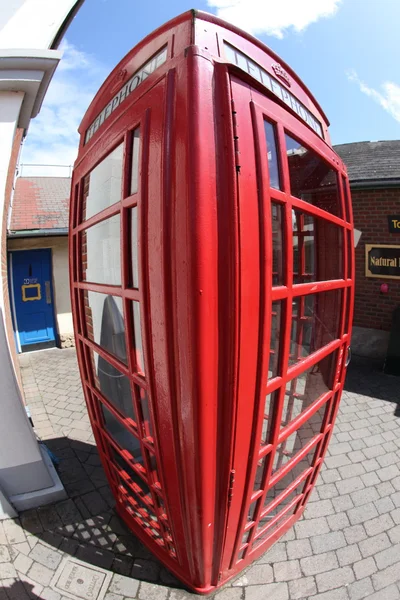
[{"x1": 21, "y1": 0, "x2": 400, "y2": 175}]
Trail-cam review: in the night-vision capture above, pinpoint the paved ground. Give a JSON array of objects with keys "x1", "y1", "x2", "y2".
[{"x1": 1, "y1": 348, "x2": 400, "y2": 600}]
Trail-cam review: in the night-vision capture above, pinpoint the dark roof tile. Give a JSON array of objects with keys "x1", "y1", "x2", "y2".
[{"x1": 334, "y1": 141, "x2": 400, "y2": 183}]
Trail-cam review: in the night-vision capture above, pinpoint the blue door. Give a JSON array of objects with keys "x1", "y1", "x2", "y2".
[{"x1": 10, "y1": 249, "x2": 57, "y2": 352}]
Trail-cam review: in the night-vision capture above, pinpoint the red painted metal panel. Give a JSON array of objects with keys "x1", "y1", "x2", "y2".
[{"x1": 70, "y1": 10, "x2": 353, "y2": 594}]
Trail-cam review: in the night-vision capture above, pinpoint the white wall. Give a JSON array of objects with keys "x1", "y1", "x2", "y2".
[{"x1": 0, "y1": 0, "x2": 80, "y2": 49}]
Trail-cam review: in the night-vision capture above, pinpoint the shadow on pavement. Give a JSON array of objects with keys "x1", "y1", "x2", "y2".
[
  {"x1": 17, "y1": 436, "x2": 183, "y2": 592},
  {"x1": 344, "y1": 355, "x2": 400, "y2": 416}
]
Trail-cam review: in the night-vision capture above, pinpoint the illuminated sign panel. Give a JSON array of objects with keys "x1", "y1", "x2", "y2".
[
  {"x1": 85, "y1": 46, "x2": 168, "y2": 143},
  {"x1": 224, "y1": 43, "x2": 324, "y2": 138}
]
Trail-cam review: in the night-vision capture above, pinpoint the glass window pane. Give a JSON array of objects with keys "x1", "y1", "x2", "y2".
[
  {"x1": 272, "y1": 405, "x2": 326, "y2": 475},
  {"x1": 92, "y1": 350, "x2": 135, "y2": 421},
  {"x1": 292, "y1": 209, "x2": 343, "y2": 283},
  {"x1": 269, "y1": 300, "x2": 283, "y2": 379},
  {"x1": 82, "y1": 214, "x2": 121, "y2": 285},
  {"x1": 342, "y1": 176, "x2": 350, "y2": 223},
  {"x1": 272, "y1": 203, "x2": 284, "y2": 285},
  {"x1": 138, "y1": 386, "x2": 154, "y2": 438},
  {"x1": 263, "y1": 469, "x2": 306, "y2": 515},
  {"x1": 282, "y1": 352, "x2": 337, "y2": 428},
  {"x1": 131, "y1": 128, "x2": 141, "y2": 195},
  {"x1": 85, "y1": 291, "x2": 126, "y2": 364},
  {"x1": 132, "y1": 302, "x2": 145, "y2": 373},
  {"x1": 102, "y1": 404, "x2": 144, "y2": 463},
  {"x1": 83, "y1": 144, "x2": 123, "y2": 221},
  {"x1": 261, "y1": 390, "x2": 278, "y2": 445},
  {"x1": 113, "y1": 449, "x2": 151, "y2": 501},
  {"x1": 253, "y1": 455, "x2": 267, "y2": 493},
  {"x1": 289, "y1": 289, "x2": 342, "y2": 366},
  {"x1": 131, "y1": 206, "x2": 139, "y2": 288},
  {"x1": 264, "y1": 121, "x2": 281, "y2": 190},
  {"x1": 286, "y1": 135, "x2": 341, "y2": 217}
]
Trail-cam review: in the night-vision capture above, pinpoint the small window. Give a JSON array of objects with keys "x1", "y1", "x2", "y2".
[
  {"x1": 132, "y1": 302, "x2": 145, "y2": 374},
  {"x1": 83, "y1": 144, "x2": 123, "y2": 221},
  {"x1": 131, "y1": 206, "x2": 139, "y2": 288},
  {"x1": 286, "y1": 135, "x2": 341, "y2": 217},
  {"x1": 272, "y1": 202, "x2": 284, "y2": 285},
  {"x1": 85, "y1": 291, "x2": 127, "y2": 364},
  {"x1": 91, "y1": 349, "x2": 135, "y2": 421},
  {"x1": 131, "y1": 128, "x2": 141, "y2": 195},
  {"x1": 264, "y1": 121, "x2": 281, "y2": 190}
]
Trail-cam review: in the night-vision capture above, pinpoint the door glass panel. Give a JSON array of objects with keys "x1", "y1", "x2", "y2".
[
  {"x1": 272, "y1": 405, "x2": 325, "y2": 475},
  {"x1": 82, "y1": 214, "x2": 121, "y2": 285},
  {"x1": 113, "y1": 450, "x2": 151, "y2": 501},
  {"x1": 91, "y1": 349, "x2": 135, "y2": 421},
  {"x1": 85, "y1": 291, "x2": 127, "y2": 364},
  {"x1": 131, "y1": 128, "x2": 141, "y2": 195},
  {"x1": 286, "y1": 135, "x2": 341, "y2": 217},
  {"x1": 264, "y1": 121, "x2": 281, "y2": 190},
  {"x1": 102, "y1": 404, "x2": 143, "y2": 461},
  {"x1": 261, "y1": 390, "x2": 279, "y2": 445},
  {"x1": 292, "y1": 209, "x2": 343, "y2": 283},
  {"x1": 272, "y1": 203, "x2": 284, "y2": 285},
  {"x1": 269, "y1": 300, "x2": 283, "y2": 379},
  {"x1": 132, "y1": 301, "x2": 145, "y2": 374},
  {"x1": 282, "y1": 351, "x2": 337, "y2": 428},
  {"x1": 289, "y1": 289, "x2": 342, "y2": 366},
  {"x1": 131, "y1": 206, "x2": 139, "y2": 288},
  {"x1": 83, "y1": 144, "x2": 123, "y2": 221}
]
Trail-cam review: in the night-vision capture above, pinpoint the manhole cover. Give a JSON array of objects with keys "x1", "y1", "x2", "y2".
[{"x1": 51, "y1": 557, "x2": 112, "y2": 600}]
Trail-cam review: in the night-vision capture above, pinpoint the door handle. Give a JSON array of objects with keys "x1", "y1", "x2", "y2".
[
  {"x1": 345, "y1": 346, "x2": 352, "y2": 367},
  {"x1": 45, "y1": 281, "x2": 51, "y2": 304}
]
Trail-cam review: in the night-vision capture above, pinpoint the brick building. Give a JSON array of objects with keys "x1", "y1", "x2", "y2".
[
  {"x1": 7, "y1": 176, "x2": 74, "y2": 351},
  {"x1": 335, "y1": 141, "x2": 400, "y2": 360}
]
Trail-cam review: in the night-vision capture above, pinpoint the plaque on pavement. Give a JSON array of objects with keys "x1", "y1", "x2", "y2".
[{"x1": 51, "y1": 557, "x2": 112, "y2": 600}]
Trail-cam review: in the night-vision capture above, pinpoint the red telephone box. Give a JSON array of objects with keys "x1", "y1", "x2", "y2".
[{"x1": 70, "y1": 10, "x2": 354, "y2": 594}]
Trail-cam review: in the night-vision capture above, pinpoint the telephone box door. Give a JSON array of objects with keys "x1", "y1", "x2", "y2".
[{"x1": 220, "y1": 78, "x2": 354, "y2": 573}]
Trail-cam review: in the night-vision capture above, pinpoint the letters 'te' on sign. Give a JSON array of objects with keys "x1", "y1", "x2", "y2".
[{"x1": 388, "y1": 215, "x2": 400, "y2": 233}]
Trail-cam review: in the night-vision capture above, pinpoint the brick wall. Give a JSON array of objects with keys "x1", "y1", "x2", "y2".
[{"x1": 351, "y1": 186, "x2": 400, "y2": 331}]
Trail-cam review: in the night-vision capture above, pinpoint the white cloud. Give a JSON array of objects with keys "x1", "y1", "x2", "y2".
[
  {"x1": 347, "y1": 69, "x2": 400, "y2": 124},
  {"x1": 206, "y1": 0, "x2": 342, "y2": 38},
  {"x1": 20, "y1": 39, "x2": 108, "y2": 177}
]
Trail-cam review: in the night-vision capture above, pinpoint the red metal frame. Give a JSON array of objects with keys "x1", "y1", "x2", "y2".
[{"x1": 69, "y1": 10, "x2": 354, "y2": 594}]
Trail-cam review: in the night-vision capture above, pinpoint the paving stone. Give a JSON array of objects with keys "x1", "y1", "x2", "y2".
[
  {"x1": 273, "y1": 559, "x2": 301, "y2": 581},
  {"x1": 372, "y1": 561, "x2": 400, "y2": 591},
  {"x1": 288, "y1": 576, "x2": 316, "y2": 599},
  {"x1": 27, "y1": 561, "x2": 54, "y2": 586},
  {"x1": 354, "y1": 557, "x2": 377, "y2": 580},
  {"x1": 316, "y1": 565, "x2": 355, "y2": 593},
  {"x1": 108, "y1": 573, "x2": 139, "y2": 597},
  {"x1": 214, "y1": 589, "x2": 242, "y2": 600},
  {"x1": 332, "y1": 494, "x2": 354, "y2": 513},
  {"x1": 365, "y1": 584, "x2": 400, "y2": 600},
  {"x1": 0, "y1": 562, "x2": 17, "y2": 579},
  {"x1": 309, "y1": 586, "x2": 349, "y2": 599},
  {"x1": 374, "y1": 543, "x2": 400, "y2": 570},
  {"x1": 337, "y1": 544, "x2": 362, "y2": 567},
  {"x1": 348, "y1": 502, "x2": 379, "y2": 525},
  {"x1": 388, "y1": 524, "x2": 400, "y2": 544},
  {"x1": 351, "y1": 487, "x2": 379, "y2": 507},
  {"x1": 28, "y1": 543, "x2": 62, "y2": 570},
  {"x1": 336, "y1": 476, "x2": 365, "y2": 496},
  {"x1": 13, "y1": 553, "x2": 33, "y2": 575},
  {"x1": 258, "y1": 542, "x2": 286, "y2": 563},
  {"x1": 37, "y1": 506, "x2": 63, "y2": 531},
  {"x1": 286, "y1": 538, "x2": 312, "y2": 560},
  {"x1": 391, "y1": 507, "x2": 400, "y2": 524},
  {"x1": 131, "y1": 558, "x2": 160, "y2": 582},
  {"x1": 300, "y1": 551, "x2": 339, "y2": 576},
  {"x1": 138, "y1": 581, "x2": 168, "y2": 600},
  {"x1": 310, "y1": 530, "x2": 346, "y2": 553},
  {"x1": 20, "y1": 511, "x2": 43, "y2": 535},
  {"x1": 0, "y1": 545, "x2": 11, "y2": 563},
  {"x1": 245, "y1": 583, "x2": 288, "y2": 600},
  {"x1": 294, "y1": 516, "x2": 329, "y2": 539},
  {"x1": 3, "y1": 520, "x2": 26, "y2": 544},
  {"x1": 239, "y1": 563, "x2": 274, "y2": 585},
  {"x1": 364, "y1": 513, "x2": 394, "y2": 536},
  {"x1": 81, "y1": 491, "x2": 109, "y2": 515},
  {"x1": 348, "y1": 577, "x2": 374, "y2": 600},
  {"x1": 304, "y1": 499, "x2": 335, "y2": 518},
  {"x1": 359, "y1": 532, "x2": 391, "y2": 559},
  {"x1": 375, "y1": 481, "x2": 395, "y2": 498},
  {"x1": 327, "y1": 512, "x2": 350, "y2": 531}
]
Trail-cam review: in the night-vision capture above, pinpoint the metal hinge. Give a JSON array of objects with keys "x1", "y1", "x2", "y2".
[
  {"x1": 231, "y1": 100, "x2": 240, "y2": 173},
  {"x1": 227, "y1": 469, "x2": 235, "y2": 508}
]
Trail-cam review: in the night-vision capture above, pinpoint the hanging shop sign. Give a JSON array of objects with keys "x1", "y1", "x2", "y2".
[
  {"x1": 365, "y1": 244, "x2": 400, "y2": 280},
  {"x1": 388, "y1": 216, "x2": 400, "y2": 233}
]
